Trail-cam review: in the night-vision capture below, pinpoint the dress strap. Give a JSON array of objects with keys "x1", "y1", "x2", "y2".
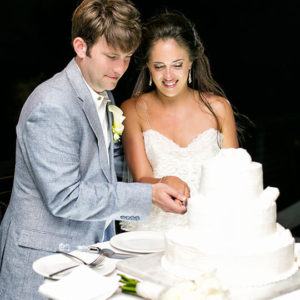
[{"x1": 139, "y1": 98, "x2": 152, "y2": 130}]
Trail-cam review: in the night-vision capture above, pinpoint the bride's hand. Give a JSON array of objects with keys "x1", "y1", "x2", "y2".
[
  {"x1": 161, "y1": 176, "x2": 190, "y2": 200},
  {"x1": 152, "y1": 183, "x2": 187, "y2": 214}
]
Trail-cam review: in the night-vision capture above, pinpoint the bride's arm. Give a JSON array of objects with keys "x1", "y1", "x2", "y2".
[
  {"x1": 212, "y1": 97, "x2": 239, "y2": 148},
  {"x1": 121, "y1": 98, "x2": 190, "y2": 199},
  {"x1": 121, "y1": 98, "x2": 156, "y2": 183}
]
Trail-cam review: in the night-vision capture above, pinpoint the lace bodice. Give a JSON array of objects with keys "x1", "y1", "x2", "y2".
[{"x1": 120, "y1": 128, "x2": 222, "y2": 232}]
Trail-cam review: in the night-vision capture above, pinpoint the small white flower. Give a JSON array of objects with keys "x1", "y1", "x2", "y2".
[
  {"x1": 119, "y1": 271, "x2": 229, "y2": 300},
  {"x1": 160, "y1": 280, "x2": 196, "y2": 300},
  {"x1": 160, "y1": 270, "x2": 230, "y2": 300},
  {"x1": 108, "y1": 105, "x2": 126, "y2": 143}
]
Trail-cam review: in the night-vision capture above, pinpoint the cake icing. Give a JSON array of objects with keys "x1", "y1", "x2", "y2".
[{"x1": 162, "y1": 148, "x2": 298, "y2": 287}]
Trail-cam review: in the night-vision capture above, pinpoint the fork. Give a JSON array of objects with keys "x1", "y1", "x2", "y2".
[
  {"x1": 89, "y1": 246, "x2": 134, "y2": 259},
  {"x1": 56, "y1": 251, "x2": 93, "y2": 264},
  {"x1": 49, "y1": 252, "x2": 105, "y2": 278}
]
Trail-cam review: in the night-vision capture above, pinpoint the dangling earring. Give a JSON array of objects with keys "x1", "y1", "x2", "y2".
[
  {"x1": 188, "y1": 69, "x2": 192, "y2": 84},
  {"x1": 149, "y1": 73, "x2": 152, "y2": 86}
]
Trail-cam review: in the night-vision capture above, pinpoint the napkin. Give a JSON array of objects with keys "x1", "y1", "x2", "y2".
[{"x1": 38, "y1": 265, "x2": 119, "y2": 300}]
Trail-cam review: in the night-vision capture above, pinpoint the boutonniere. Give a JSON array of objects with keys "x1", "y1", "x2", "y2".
[{"x1": 108, "y1": 105, "x2": 126, "y2": 143}]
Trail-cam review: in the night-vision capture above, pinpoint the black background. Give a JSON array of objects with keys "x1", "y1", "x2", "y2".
[{"x1": 1, "y1": 0, "x2": 299, "y2": 211}]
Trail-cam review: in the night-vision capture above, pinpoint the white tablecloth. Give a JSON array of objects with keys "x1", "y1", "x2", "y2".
[{"x1": 40, "y1": 240, "x2": 300, "y2": 300}]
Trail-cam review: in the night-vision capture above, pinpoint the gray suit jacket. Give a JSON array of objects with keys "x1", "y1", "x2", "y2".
[{"x1": 0, "y1": 59, "x2": 152, "y2": 299}]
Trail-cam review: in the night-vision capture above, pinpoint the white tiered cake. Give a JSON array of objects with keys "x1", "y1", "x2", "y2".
[{"x1": 161, "y1": 148, "x2": 298, "y2": 287}]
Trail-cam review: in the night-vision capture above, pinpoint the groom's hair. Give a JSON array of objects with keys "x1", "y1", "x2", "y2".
[{"x1": 71, "y1": 0, "x2": 141, "y2": 56}]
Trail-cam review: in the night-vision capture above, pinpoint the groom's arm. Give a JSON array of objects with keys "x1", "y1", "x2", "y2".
[
  {"x1": 20, "y1": 94, "x2": 152, "y2": 222},
  {"x1": 21, "y1": 92, "x2": 186, "y2": 222}
]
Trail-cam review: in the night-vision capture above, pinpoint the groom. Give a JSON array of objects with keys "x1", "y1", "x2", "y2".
[{"x1": 0, "y1": 0, "x2": 187, "y2": 299}]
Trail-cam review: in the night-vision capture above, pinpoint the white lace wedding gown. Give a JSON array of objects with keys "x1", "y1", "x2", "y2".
[{"x1": 120, "y1": 128, "x2": 223, "y2": 232}]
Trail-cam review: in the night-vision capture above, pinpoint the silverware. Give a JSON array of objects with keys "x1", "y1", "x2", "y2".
[
  {"x1": 49, "y1": 252, "x2": 105, "y2": 279},
  {"x1": 89, "y1": 246, "x2": 134, "y2": 259},
  {"x1": 56, "y1": 251, "x2": 91, "y2": 264}
]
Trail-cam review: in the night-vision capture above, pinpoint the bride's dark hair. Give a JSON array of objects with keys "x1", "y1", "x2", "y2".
[
  {"x1": 133, "y1": 11, "x2": 224, "y2": 133},
  {"x1": 133, "y1": 11, "x2": 251, "y2": 141}
]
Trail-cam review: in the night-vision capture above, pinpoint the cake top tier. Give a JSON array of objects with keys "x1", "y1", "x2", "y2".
[
  {"x1": 205, "y1": 148, "x2": 254, "y2": 169},
  {"x1": 199, "y1": 148, "x2": 263, "y2": 200}
]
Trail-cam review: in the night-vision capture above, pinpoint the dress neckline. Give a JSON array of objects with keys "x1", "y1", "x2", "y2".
[{"x1": 143, "y1": 128, "x2": 220, "y2": 149}]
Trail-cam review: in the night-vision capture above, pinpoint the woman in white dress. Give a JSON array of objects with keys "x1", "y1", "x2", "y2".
[{"x1": 120, "y1": 11, "x2": 239, "y2": 231}]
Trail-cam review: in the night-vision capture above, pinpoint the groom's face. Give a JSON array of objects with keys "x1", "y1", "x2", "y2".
[{"x1": 79, "y1": 36, "x2": 133, "y2": 93}]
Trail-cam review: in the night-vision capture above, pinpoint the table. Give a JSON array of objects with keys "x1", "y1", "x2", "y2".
[{"x1": 40, "y1": 241, "x2": 300, "y2": 300}]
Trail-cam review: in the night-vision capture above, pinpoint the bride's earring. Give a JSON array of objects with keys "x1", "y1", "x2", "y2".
[
  {"x1": 188, "y1": 69, "x2": 192, "y2": 84},
  {"x1": 149, "y1": 73, "x2": 152, "y2": 86}
]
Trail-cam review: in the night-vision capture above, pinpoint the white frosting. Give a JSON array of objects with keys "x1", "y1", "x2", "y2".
[
  {"x1": 199, "y1": 148, "x2": 263, "y2": 202},
  {"x1": 162, "y1": 148, "x2": 297, "y2": 287},
  {"x1": 188, "y1": 187, "x2": 279, "y2": 240}
]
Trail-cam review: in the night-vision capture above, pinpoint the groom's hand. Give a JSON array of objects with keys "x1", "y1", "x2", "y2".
[{"x1": 152, "y1": 183, "x2": 187, "y2": 214}]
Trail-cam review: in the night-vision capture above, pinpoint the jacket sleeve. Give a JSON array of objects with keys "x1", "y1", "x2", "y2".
[{"x1": 19, "y1": 97, "x2": 152, "y2": 222}]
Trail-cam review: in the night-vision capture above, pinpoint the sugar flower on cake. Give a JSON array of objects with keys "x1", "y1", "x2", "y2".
[{"x1": 108, "y1": 105, "x2": 125, "y2": 143}]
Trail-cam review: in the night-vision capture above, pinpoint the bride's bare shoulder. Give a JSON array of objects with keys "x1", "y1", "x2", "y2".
[
  {"x1": 202, "y1": 93, "x2": 232, "y2": 117},
  {"x1": 121, "y1": 96, "x2": 136, "y2": 111},
  {"x1": 121, "y1": 92, "x2": 153, "y2": 113}
]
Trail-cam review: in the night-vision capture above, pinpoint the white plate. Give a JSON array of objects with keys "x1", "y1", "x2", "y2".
[
  {"x1": 110, "y1": 231, "x2": 165, "y2": 253},
  {"x1": 33, "y1": 251, "x2": 116, "y2": 280}
]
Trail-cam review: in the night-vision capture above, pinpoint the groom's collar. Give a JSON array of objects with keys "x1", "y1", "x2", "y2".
[
  {"x1": 82, "y1": 78, "x2": 111, "y2": 106},
  {"x1": 65, "y1": 58, "x2": 114, "y2": 105},
  {"x1": 65, "y1": 58, "x2": 92, "y2": 103}
]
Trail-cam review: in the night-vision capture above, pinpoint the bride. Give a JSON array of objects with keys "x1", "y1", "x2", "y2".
[{"x1": 120, "y1": 11, "x2": 239, "y2": 231}]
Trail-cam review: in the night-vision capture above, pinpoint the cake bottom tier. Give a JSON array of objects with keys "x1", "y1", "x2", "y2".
[{"x1": 162, "y1": 224, "x2": 298, "y2": 287}]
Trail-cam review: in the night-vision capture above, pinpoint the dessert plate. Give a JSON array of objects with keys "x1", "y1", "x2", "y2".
[
  {"x1": 110, "y1": 231, "x2": 165, "y2": 253},
  {"x1": 33, "y1": 251, "x2": 116, "y2": 280}
]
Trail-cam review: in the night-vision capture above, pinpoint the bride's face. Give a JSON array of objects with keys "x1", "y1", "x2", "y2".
[{"x1": 147, "y1": 38, "x2": 192, "y2": 98}]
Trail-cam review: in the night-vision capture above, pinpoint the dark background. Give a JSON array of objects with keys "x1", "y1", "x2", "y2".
[{"x1": 1, "y1": 1, "x2": 299, "y2": 221}]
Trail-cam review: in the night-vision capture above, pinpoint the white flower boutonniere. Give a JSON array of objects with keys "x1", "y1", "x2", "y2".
[{"x1": 108, "y1": 105, "x2": 126, "y2": 143}]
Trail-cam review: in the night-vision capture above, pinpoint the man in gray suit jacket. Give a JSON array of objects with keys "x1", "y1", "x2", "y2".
[{"x1": 0, "y1": 1, "x2": 187, "y2": 299}]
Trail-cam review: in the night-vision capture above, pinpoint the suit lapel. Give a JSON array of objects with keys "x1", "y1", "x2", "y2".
[
  {"x1": 65, "y1": 59, "x2": 111, "y2": 181},
  {"x1": 106, "y1": 102, "x2": 117, "y2": 182},
  {"x1": 83, "y1": 100, "x2": 111, "y2": 181}
]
